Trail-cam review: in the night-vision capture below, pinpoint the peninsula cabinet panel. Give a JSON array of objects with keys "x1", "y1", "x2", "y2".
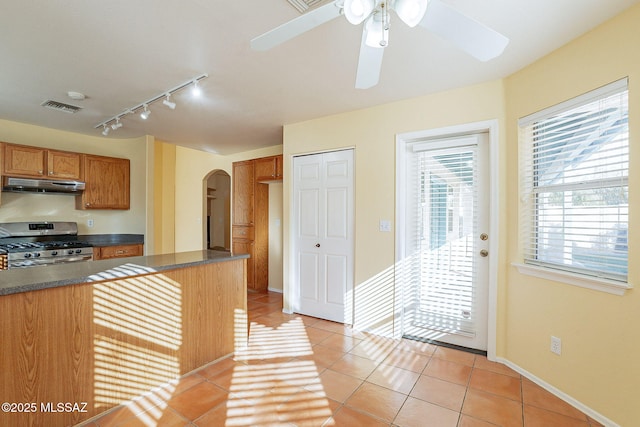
[
  {"x1": 0, "y1": 260, "x2": 247, "y2": 427},
  {"x1": 3, "y1": 143, "x2": 46, "y2": 177},
  {"x1": 78, "y1": 154, "x2": 130, "y2": 210},
  {"x1": 47, "y1": 149, "x2": 82, "y2": 180}
]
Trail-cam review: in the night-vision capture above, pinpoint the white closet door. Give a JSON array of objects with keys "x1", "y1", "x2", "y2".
[{"x1": 293, "y1": 149, "x2": 354, "y2": 323}]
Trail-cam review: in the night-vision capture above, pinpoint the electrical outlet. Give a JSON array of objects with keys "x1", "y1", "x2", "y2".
[
  {"x1": 87, "y1": 219, "x2": 94, "y2": 228},
  {"x1": 551, "y1": 336, "x2": 562, "y2": 355}
]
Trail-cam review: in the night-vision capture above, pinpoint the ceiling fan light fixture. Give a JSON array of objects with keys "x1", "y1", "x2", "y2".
[
  {"x1": 364, "y1": 14, "x2": 389, "y2": 48},
  {"x1": 394, "y1": 0, "x2": 428, "y2": 27},
  {"x1": 344, "y1": 0, "x2": 375, "y2": 25}
]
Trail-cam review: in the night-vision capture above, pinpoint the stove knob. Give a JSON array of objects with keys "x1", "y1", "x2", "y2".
[
  {"x1": 67, "y1": 250, "x2": 74, "y2": 255},
  {"x1": 33, "y1": 253, "x2": 41, "y2": 258},
  {"x1": 51, "y1": 251, "x2": 58, "y2": 256},
  {"x1": 75, "y1": 249, "x2": 82, "y2": 254},
  {"x1": 24, "y1": 253, "x2": 32, "y2": 258}
]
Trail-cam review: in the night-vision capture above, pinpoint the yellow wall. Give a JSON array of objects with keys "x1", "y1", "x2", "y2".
[
  {"x1": 153, "y1": 140, "x2": 176, "y2": 254},
  {"x1": 172, "y1": 144, "x2": 283, "y2": 253},
  {"x1": 503, "y1": 4, "x2": 640, "y2": 426},
  {"x1": 283, "y1": 80, "x2": 507, "y2": 336},
  {"x1": 0, "y1": 119, "x2": 148, "y2": 235}
]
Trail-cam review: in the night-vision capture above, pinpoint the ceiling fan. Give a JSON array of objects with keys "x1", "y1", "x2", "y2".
[{"x1": 251, "y1": 0, "x2": 509, "y2": 89}]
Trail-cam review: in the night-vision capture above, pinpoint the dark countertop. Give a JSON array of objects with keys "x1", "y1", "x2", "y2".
[
  {"x1": 78, "y1": 234, "x2": 145, "y2": 246},
  {"x1": 0, "y1": 250, "x2": 248, "y2": 296}
]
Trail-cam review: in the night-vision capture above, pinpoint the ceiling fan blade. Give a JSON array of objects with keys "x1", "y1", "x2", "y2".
[
  {"x1": 355, "y1": 30, "x2": 385, "y2": 89},
  {"x1": 251, "y1": 1, "x2": 343, "y2": 51},
  {"x1": 419, "y1": 0, "x2": 509, "y2": 61}
]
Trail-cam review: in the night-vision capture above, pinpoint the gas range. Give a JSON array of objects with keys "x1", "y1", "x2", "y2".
[{"x1": 0, "y1": 222, "x2": 93, "y2": 269}]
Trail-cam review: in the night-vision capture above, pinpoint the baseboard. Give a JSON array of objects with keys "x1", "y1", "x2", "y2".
[
  {"x1": 495, "y1": 357, "x2": 619, "y2": 427},
  {"x1": 267, "y1": 287, "x2": 283, "y2": 293}
]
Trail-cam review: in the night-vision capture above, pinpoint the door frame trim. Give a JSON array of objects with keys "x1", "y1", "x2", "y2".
[
  {"x1": 395, "y1": 120, "x2": 500, "y2": 361},
  {"x1": 288, "y1": 148, "x2": 356, "y2": 325}
]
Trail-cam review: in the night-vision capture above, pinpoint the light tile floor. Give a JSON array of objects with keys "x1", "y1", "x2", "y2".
[{"x1": 85, "y1": 291, "x2": 604, "y2": 427}]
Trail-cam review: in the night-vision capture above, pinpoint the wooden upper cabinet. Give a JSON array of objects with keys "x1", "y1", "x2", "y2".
[
  {"x1": 2, "y1": 144, "x2": 81, "y2": 180},
  {"x1": 78, "y1": 155, "x2": 130, "y2": 210},
  {"x1": 47, "y1": 150, "x2": 82, "y2": 180},
  {"x1": 255, "y1": 155, "x2": 283, "y2": 183},
  {"x1": 3, "y1": 144, "x2": 46, "y2": 177},
  {"x1": 232, "y1": 160, "x2": 255, "y2": 226}
]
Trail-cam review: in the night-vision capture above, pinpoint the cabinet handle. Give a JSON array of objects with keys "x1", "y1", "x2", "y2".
[
  {"x1": 85, "y1": 203, "x2": 91, "y2": 207},
  {"x1": 48, "y1": 171, "x2": 54, "y2": 175},
  {"x1": 38, "y1": 170, "x2": 43, "y2": 175},
  {"x1": 116, "y1": 250, "x2": 125, "y2": 255}
]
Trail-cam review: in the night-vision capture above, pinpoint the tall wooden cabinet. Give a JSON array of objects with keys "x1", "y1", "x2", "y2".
[{"x1": 232, "y1": 155, "x2": 282, "y2": 292}]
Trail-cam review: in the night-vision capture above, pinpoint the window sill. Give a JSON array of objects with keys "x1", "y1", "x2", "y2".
[{"x1": 512, "y1": 263, "x2": 632, "y2": 296}]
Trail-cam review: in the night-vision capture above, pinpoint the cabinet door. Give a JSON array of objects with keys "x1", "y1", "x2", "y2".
[
  {"x1": 232, "y1": 239, "x2": 255, "y2": 289},
  {"x1": 3, "y1": 144, "x2": 46, "y2": 177},
  {"x1": 255, "y1": 156, "x2": 277, "y2": 181},
  {"x1": 48, "y1": 150, "x2": 82, "y2": 180},
  {"x1": 255, "y1": 155, "x2": 283, "y2": 182},
  {"x1": 232, "y1": 161, "x2": 254, "y2": 226},
  {"x1": 80, "y1": 155, "x2": 130, "y2": 210}
]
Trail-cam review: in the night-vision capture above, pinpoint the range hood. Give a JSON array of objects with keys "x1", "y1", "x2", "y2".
[{"x1": 2, "y1": 177, "x2": 85, "y2": 194}]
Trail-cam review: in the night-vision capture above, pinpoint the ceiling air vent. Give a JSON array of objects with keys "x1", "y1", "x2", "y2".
[
  {"x1": 285, "y1": 0, "x2": 329, "y2": 13},
  {"x1": 40, "y1": 100, "x2": 82, "y2": 114}
]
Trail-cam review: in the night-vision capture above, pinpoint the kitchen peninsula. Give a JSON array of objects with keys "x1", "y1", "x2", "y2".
[{"x1": 0, "y1": 250, "x2": 248, "y2": 427}]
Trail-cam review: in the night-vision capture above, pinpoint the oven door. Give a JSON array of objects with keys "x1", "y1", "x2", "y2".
[{"x1": 9, "y1": 254, "x2": 93, "y2": 269}]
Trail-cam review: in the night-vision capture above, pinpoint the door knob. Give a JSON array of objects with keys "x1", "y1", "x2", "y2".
[
  {"x1": 315, "y1": 243, "x2": 321, "y2": 248},
  {"x1": 480, "y1": 249, "x2": 489, "y2": 257},
  {"x1": 480, "y1": 233, "x2": 488, "y2": 241}
]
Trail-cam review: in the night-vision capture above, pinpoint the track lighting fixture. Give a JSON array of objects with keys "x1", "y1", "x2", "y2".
[
  {"x1": 140, "y1": 104, "x2": 151, "y2": 120},
  {"x1": 191, "y1": 80, "x2": 201, "y2": 97},
  {"x1": 94, "y1": 73, "x2": 208, "y2": 136},
  {"x1": 162, "y1": 94, "x2": 176, "y2": 110}
]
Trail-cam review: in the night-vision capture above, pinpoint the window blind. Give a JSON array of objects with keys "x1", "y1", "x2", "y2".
[
  {"x1": 519, "y1": 79, "x2": 629, "y2": 282},
  {"x1": 406, "y1": 143, "x2": 479, "y2": 337}
]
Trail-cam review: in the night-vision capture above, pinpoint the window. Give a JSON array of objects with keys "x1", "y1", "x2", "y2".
[{"x1": 518, "y1": 78, "x2": 629, "y2": 284}]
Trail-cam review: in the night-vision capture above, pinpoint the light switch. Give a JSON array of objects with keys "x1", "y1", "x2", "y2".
[{"x1": 379, "y1": 220, "x2": 392, "y2": 232}]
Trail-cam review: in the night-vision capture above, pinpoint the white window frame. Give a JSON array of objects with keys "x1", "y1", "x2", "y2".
[{"x1": 514, "y1": 78, "x2": 631, "y2": 296}]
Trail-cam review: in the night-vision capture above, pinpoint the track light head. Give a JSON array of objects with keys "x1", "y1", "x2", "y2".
[
  {"x1": 102, "y1": 125, "x2": 110, "y2": 136},
  {"x1": 191, "y1": 80, "x2": 201, "y2": 97},
  {"x1": 163, "y1": 94, "x2": 176, "y2": 110},
  {"x1": 111, "y1": 119, "x2": 123, "y2": 130},
  {"x1": 140, "y1": 104, "x2": 151, "y2": 120}
]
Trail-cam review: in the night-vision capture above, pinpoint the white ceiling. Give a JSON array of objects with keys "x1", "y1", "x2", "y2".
[{"x1": 0, "y1": 0, "x2": 637, "y2": 155}]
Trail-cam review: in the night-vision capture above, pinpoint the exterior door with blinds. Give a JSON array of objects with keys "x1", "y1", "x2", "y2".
[{"x1": 401, "y1": 134, "x2": 489, "y2": 351}]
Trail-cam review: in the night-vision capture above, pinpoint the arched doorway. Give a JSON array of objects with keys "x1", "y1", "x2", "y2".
[{"x1": 204, "y1": 170, "x2": 231, "y2": 250}]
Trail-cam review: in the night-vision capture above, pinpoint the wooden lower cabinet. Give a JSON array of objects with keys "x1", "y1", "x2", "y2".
[
  {"x1": 232, "y1": 239, "x2": 254, "y2": 288},
  {"x1": 93, "y1": 243, "x2": 143, "y2": 260}
]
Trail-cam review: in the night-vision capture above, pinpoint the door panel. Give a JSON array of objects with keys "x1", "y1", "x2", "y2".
[
  {"x1": 293, "y1": 150, "x2": 354, "y2": 323},
  {"x1": 402, "y1": 134, "x2": 489, "y2": 351}
]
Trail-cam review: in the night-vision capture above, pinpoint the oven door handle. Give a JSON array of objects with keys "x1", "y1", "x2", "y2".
[{"x1": 50, "y1": 255, "x2": 94, "y2": 264}]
